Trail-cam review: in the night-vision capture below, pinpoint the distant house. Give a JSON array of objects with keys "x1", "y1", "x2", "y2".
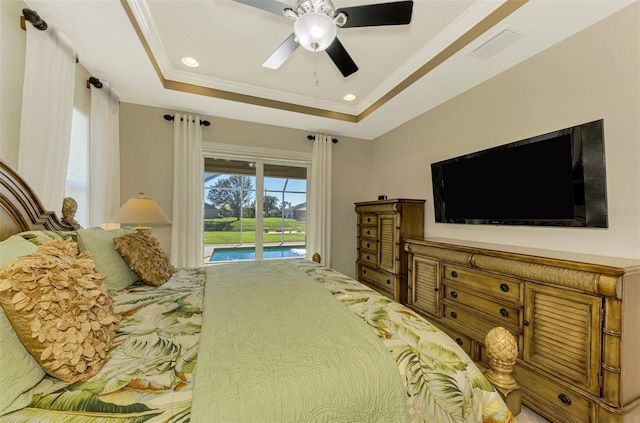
[
  {"x1": 204, "y1": 202, "x2": 220, "y2": 219},
  {"x1": 265, "y1": 203, "x2": 306, "y2": 220},
  {"x1": 292, "y1": 203, "x2": 306, "y2": 221}
]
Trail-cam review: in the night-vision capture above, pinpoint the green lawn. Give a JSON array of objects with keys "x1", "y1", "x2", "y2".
[{"x1": 204, "y1": 217, "x2": 306, "y2": 245}]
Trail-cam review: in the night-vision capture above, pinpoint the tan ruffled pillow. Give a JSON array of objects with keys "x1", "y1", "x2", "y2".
[
  {"x1": 0, "y1": 239, "x2": 118, "y2": 383},
  {"x1": 113, "y1": 231, "x2": 175, "y2": 287}
]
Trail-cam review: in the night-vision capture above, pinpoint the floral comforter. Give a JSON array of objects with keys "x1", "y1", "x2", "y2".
[
  {"x1": 1, "y1": 260, "x2": 515, "y2": 423},
  {"x1": 293, "y1": 260, "x2": 515, "y2": 423}
]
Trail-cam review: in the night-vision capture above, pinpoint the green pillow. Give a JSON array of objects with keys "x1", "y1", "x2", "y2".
[
  {"x1": 0, "y1": 235, "x2": 38, "y2": 267},
  {"x1": 77, "y1": 227, "x2": 140, "y2": 291},
  {"x1": 0, "y1": 235, "x2": 45, "y2": 416},
  {"x1": 17, "y1": 230, "x2": 77, "y2": 246}
]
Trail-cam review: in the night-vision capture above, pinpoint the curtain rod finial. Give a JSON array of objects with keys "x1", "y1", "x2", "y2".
[
  {"x1": 22, "y1": 9, "x2": 47, "y2": 30},
  {"x1": 88, "y1": 76, "x2": 103, "y2": 89}
]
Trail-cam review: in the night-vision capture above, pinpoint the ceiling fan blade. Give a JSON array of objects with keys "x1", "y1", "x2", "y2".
[
  {"x1": 262, "y1": 33, "x2": 299, "y2": 69},
  {"x1": 232, "y1": 0, "x2": 290, "y2": 17},
  {"x1": 335, "y1": 1, "x2": 413, "y2": 28},
  {"x1": 326, "y1": 38, "x2": 358, "y2": 77}
]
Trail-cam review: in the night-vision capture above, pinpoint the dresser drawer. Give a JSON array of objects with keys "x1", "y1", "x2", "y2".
[
  {"x1": 442, "y1": 265, "x2": 521, "y2": 302},
  {"x1": 359, "y1": 250, "x2": 377, "y2": 267},
  {"x1": 444, "y1": 283, "x2": 521, "y2": 327},
  {"x1": 360, "y1": 264, "x2": 396, "y2": 294},
  {"x1": 359, "y1": 238, "x2": 377, "y2": 253},
  {"x1": 514, "y1": 363, "x2": 594, "y2": 423},
  {"x1": 442, "y1": 303, "x2": 521, "y2": 347},
  {"x1": 359, "y1": 225, "x2": 377, "y2": 240},
  {"x1": 360, "y1": 214, "x2": 378, "y2": 226}
]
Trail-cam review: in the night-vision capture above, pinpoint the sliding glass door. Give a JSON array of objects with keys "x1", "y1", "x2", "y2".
[{"x1": 204, "y1": 157, "x2": 307, "y2": 263}]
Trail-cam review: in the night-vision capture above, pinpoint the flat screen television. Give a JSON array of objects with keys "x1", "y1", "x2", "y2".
[{"x1": 431, "y1": 119, "x2": 608, "y2": 227}]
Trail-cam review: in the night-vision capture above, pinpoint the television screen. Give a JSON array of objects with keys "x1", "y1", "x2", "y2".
[{"x1": 431, "y1": 120, "x2": 607, "y2": 227}]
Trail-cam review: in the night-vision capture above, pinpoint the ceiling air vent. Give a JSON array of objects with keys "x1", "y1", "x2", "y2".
[{"x1": 467, "y1": 27, "x2": 525, "y2": 60}]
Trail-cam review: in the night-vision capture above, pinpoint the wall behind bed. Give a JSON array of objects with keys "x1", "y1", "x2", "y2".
[
  {"x1": 368, "y1": 3, "x2": 640, "y2": 260},
  {"x1": 118, "y1": 103, "x2": 374, "y2": 277}
]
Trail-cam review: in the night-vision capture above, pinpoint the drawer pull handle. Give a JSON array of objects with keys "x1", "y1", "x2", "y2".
[
  {"x1": 451, "y1": 271, "x2": 458, "y2": 278},
  {"x1": 434, "y1": 287, "x2": 439, "y2": 292},
  {"x1": 366, "y1": 255, "x2": 370, "y2": 260},
  {"x1": 367, "y1": 230, "x2": 371, "y2": 235},
  {"x1": 367, "y1": 217, "x2": 371, "y2": 222},
  {"x1": 500, "y1": 308, "x2": 509, "y2": 318},
  {"x1": 450, "y1": 291, "x2": 458, "y2": 299},
  {"x1": 500, "y1": 283, "x2": 510, "y2": 292},
  {"x1": 363, "y1": 270, "x2": 367, "y2": 275},
  {"x1": 558, "y1": 394, "x2": 572, "y2": 406},
  {"x1": 455, "y1": 338, "x2": 463, "y2": 346},
  {"x1": 450, "y1": 311, "x2": 457, "y2": 319},
  {"x1": 366, "y1": 243, "x2": 370, "y2": 248},
  {"x1": 523, "y1": 320, "x2": 530, "y2": 326},
  {"x1": 386, "y1": 279, "x2": 391, "y2": 285}
]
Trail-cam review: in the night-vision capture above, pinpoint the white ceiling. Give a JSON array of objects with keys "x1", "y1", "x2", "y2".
[{"x1": 24, "y1": 0, "x2": 635, "y2": 140}]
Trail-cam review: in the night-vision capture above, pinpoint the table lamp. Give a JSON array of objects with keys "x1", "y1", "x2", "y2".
[{"x1": 109, "y1": 192, "x2": 171, "y2": 231}]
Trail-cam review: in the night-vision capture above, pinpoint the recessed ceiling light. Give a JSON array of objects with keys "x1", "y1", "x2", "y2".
[
  {"x1": 181, "y1": 56, "x2": 199, "y2": 67},
  {"x1": 343, "y1": 93, "x2": 356, "y2": 102}
]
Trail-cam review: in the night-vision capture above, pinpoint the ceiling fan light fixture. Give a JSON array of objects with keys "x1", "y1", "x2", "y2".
[{"x1": 294, "y1": 12, "x2": 337, "y2": 52}]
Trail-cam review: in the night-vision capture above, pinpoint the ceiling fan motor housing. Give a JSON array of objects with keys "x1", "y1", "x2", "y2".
[{"x1": 293, "y1": 0, "x2": 335, "y2": 16}]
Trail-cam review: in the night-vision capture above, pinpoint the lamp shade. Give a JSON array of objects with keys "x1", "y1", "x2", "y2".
[
  {"x1": 109, "y1": 193, "x2": 171, "y2": 228},
  {"x1": 294, "y1": 12, "x2": 336, "y2": 52}
]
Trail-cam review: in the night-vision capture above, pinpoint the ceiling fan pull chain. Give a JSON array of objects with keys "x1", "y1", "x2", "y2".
[{"x1": 314, "y1": 50, "x2": 319, "y2": 87}]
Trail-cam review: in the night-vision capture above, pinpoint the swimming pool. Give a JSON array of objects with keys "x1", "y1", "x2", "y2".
[{"x1": 209, "y1": 245, "x2": 306, "y2": 262}]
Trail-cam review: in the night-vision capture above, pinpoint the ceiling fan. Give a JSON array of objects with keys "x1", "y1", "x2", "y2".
[{"x1": 232, "y1": 0, "x2": 414, "y2": 77}]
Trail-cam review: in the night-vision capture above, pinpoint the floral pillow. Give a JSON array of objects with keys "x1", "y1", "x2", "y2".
[
  {"x1": 0, "y1": 239, "x2": 118, "y2": 383},
  {"x1": 114, "y1": 231, "x2": 175, "y2": 287}
]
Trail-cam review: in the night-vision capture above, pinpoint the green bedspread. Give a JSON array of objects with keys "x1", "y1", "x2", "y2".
[{"x1": 191, "y1": 260, "x2": 410, "y2": 422}]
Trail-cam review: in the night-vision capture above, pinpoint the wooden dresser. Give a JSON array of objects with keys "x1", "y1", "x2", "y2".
[
  {"x1": 354, "y1": 199, "x2": 424, "y2": 303},
  {"x1": 404, "y1": 237, "x2": 640, "y2": 423}
]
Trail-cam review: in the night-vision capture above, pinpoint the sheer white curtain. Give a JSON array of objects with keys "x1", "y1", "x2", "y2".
[
  {"x1": 171, "y1": 113, "x2": 204, "y2": 267},
  {"x1": 18, "y1": 24, "x2": 76, "y2": 212},
  {"x1": 306, "y1": 134, "x2": 333, "y2": 266},
  {"x1": 90, "y1": 82, "x2": 120, "y2": 227}
]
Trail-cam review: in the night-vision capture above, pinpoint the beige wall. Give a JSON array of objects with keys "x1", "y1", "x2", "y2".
[
  {"x1": 371, "y1": 3, "x2": 640, "y2": 260},
  {"x1": 119, "y1": 103, "x2": 372, "y2": 277}
]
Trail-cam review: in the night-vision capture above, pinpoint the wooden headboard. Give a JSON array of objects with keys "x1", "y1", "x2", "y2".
[{"x1": 0, "y1": 160, "x2": 74, "y2": 241}]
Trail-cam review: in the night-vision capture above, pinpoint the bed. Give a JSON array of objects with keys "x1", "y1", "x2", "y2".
[{"x1": 0, "y1": 159, "x2": 517, "y2": 422}]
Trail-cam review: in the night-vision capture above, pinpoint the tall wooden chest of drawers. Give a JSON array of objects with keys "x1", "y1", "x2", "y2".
[
  {"x1": 404, "y1": 237, "x2": 640, "y2": 423},
  {"x1": 354, "y1": 199, "x2": 424, "y2": 303}
]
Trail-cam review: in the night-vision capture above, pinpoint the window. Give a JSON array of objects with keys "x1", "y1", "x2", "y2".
[
  {"x1": 204, "y1": 157, "x2": 308, "y2": 263},
  {"x1": 65, "y1": 107, "x2": 90, "y2": 227}
]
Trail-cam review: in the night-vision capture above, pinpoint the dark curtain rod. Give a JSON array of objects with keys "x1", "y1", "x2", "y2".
[
  {"x1": 307, "y1": 135, "x2": 338, "y2": 144},
  {"x1": 21, "y1": 9, "x2": 79, "y2": 63},
  {"x1": 163, "y1": 114, "x2": 211, "y2": 127}
]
